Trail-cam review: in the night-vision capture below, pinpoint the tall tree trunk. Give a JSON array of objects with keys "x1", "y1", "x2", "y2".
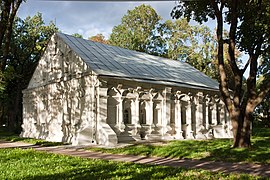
[
  {"x1": 231, "y1": 111, "x2": 252, "y2": 148},
  {"x1": 0, "y1": 0, "x2": 23, "y2": 70},
  {"x1": 211, "y1": 0, "x2": 254, "y2": 148}
]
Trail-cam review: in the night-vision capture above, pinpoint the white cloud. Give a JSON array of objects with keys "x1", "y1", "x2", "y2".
[{"x1": 17, "y1": 1, "x2": 179, "y2": 39}]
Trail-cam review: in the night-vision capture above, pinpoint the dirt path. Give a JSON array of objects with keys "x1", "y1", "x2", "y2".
[{"x1": 1, "y1": 141, "x2": 269, "y2": 178}]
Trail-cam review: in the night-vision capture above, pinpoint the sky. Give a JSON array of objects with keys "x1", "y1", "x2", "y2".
[{"x1": 17, "y1": 0, "x2": 184, "y2": 39}]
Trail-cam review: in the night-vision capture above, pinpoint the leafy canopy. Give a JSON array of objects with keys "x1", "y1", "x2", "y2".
[{"x1": 109, "y1": 4, "x2": 161, "y2": 53}]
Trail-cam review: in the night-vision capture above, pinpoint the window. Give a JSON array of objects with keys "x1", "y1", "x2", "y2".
[
  {"x1": 123, "y1": 109, "x2": 130, "y2": 124},
  {"x1": 140, "y1": 109, "x2": 146, "y2": 124}
]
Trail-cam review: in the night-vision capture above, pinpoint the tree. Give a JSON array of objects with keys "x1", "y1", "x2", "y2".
[
  {"x1": 172, "y1": 0, "x2": 270, "y2": 147},
  {"x1": 89, "y1": 33, "x2": 108, "y2": 44},
  {"x1": 72, "y1": 33, "x2": 83, "y2": 38},
  {"x1": 0, "y1": 0, "x2": 23, "y2": 71},
  {"x1": 153, "y1": 18, "x2": 217, "y2": 78},
  {"x1": 0, "y1": 13, "x2": 58, "y2": 131},
  {"x1": 109, "y1": 4, "x2": 161, "y2": 53},
  {"x1": 256, "y1": 53, "x2": 270, "y2": 126}
]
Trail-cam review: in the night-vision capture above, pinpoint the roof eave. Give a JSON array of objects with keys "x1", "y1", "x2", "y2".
[{"x1": 98, "y1": 74, "x2": 220, "y2": 92}]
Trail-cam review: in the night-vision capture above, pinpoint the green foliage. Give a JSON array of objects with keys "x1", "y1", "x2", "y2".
[
  {"x1": 0, "y1": 71, "x2": 5, "y2": 94},
  {"x1": 256, "y1": 54, "x2": 270, "y2": 124},
  {"x1": 87, "y1": 128, "x2": 270, "y2": 164},
  {"x1": 109, "y1": 4, "x2": 161, "y2": 53},
  {"x1": 0, "y1": 13, "x2": 58, "y2": 131},
  {"x1": 153, "y1": 18, "x2": 217, "y2": 78},
  {"x1": 0, "y1": 148, "x2": 260, "y2": 179},
  {"x1": 71, "y1": 33, "x2": 83, "y2": 38}
]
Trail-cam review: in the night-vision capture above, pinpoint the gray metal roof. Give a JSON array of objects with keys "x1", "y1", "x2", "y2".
[{"x1": 57, "y1": 32, "x2": 219, "y2": 90}]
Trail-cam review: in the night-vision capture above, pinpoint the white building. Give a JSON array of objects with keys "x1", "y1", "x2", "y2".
[{"x1": 21, "y1": 33, "x2": 232, "y2": 146}]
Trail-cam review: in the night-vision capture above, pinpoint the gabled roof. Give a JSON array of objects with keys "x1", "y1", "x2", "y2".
[{"x1": 57, "y1": 33, "x2": 219, "y2": 91}]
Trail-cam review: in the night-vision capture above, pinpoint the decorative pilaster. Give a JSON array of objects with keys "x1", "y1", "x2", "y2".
[
  {"x1": 219, "y1": 103, "x2": 227, "y2": 137},
  {"x1": 135, "y1": 96, "x2": 140, "y2": 125},
  {"x1": 162, "y1": 87, "x2": 172, "y2": 138},
  {"x1": 204, "y1": 95, "x2": 210, "y2": 130},
  {"x1": 118, "y1": 97, "x2": 125, "y2": 132},
  {"x1": 175, "y1": 96, "x2": 183, "y2": 139},
  {"x1": 149, "y1": 99, "x2": 154, "y2": 125},
  {"x1": 186, "y1": 93, "x2": 194, "y2": 139},
  {"x1": 148, "y1": 89, "x2": 155, "y2": 136},
  {"x1": 209, "y1": 100, "x2": 217, "y2": 126},
  {"x1": 97, "y1": 86, "x2": 108, "y2": 123},
  {"x1": 224, "y1": 106, "x2": 233, "y2": 138},
  {"x1": 195, "y1": 93, "x2": 206, "y2": 139},
  {"x1": 211, "y1": 97, "x2": 218, "y2": 125}
]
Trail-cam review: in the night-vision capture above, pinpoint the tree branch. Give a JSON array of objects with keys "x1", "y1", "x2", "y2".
[
  {"x1": 228, "y1": 0, "x2": 241, "y2": 76},
  {"x1": 241, "y1": 56, "x2": 251, "y2": 74},
  {"x1": 210, "y1": 0, "x2": 233, "y2": 112},
  {"x1": 1, "y1": 0, "x2": 23, "y2": 71},
  {"x1": 253, "y1": 78, "x2": 270, "y2": 108},
  {"x1": 0, "y1": 1, "x2": 11, "y2": 50}
]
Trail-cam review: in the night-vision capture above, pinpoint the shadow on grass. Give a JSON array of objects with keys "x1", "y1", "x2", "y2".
[
  {"x1": 199, "y1": 129, "x2": 270, "y2": 164},
  {"x1": 88, "y1": 128, "x2": 270, "y2": 164},
  {"x1": 2, "y1": 149, "x2": 237, "y2": 180},
  {"x1": 156, "y1": 136, "x2": 270, "y2": 164},
  {"x1": 23, "y1": 163, "x2": 188, "y2": 180}
]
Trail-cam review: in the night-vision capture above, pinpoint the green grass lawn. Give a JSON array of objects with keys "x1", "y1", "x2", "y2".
[
  {"x1": 86, "y1": 128, "x2": 270, "y2": 164},
  {"x1": 0, "y1": 148, "x2": 263, "y2": 180}
]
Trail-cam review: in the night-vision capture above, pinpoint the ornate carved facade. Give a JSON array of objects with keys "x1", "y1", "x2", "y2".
[{"x1": 21, "y1": 33, "x2": 233, "y2": 146}]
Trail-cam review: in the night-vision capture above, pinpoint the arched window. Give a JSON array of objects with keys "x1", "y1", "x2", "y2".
[
  {"x1": 181, "y1": 103, "x2": 187, "y2": 125},
  {"x1": 140, "y1": 109, "x2": 146, "y2": 124},
  {"x1": 139, "y1": 101, "x2": 147, "y2": 124}
]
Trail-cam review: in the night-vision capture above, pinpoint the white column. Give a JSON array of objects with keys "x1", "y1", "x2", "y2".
[
  {"x1": 204, "y1": 95, "x2": 210, "y2": 130},
  {"x1": 175, "y1": 99, "x2": 183, "y2": 139},
  {"x1": 225, "y1": 105, "x2": 233, "y2": 137},
  {"x1": 148, "y1": 98, "x2": 153, "y2": 125},
  {"x1": 195, "y1": 94, "x2": 205, "y2": 139},
  {"x1": 186, "y1": 96, "x2": 194, "y2": 139},
  {"x1": 97, "y1": 87, "x2": 108, "y2": 123},
  {"x1": 129, "y1": 95, "x2": 140, "y2": 137},
  {"x1": 210, "y1": 99, "x2": 217, "y2": 125},
  {"x1": 165, "y1": 87, "x2": 171, "y2": 127},
  {"x1": 118, "y1": 97, "x2": 125, "y2": 131},
  {"x1": 219, "y1": 103, "x2": 226, "y2": 137},
  {"x1": 118, "y1": 98, "x2": 123, "y2": 124},
  {"x1": 134, "y1": 97, "x2": 140, "y2": 125},
  {"x1": 162, "y1": 87, "x2": 172, "y2": 136},
  {"x1": 147, "y1": 98, "x2": 155, "y2": 137},
  {"x1": 219, "y1": 103, "x2": 225, "y2": 125},
  {"x1": 201, "y1": 95, "x2": 214, "y2": 139}
]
